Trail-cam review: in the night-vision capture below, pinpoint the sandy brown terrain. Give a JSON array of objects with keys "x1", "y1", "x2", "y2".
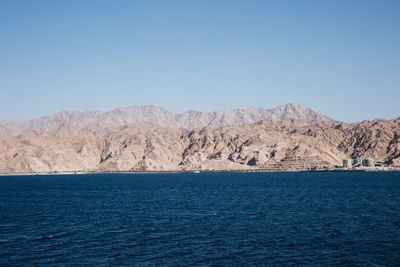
[{"x1": 0, "y1": 104, "x2": 398, "y2": 173}]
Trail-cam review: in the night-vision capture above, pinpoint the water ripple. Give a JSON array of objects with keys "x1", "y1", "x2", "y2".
[{"x1": 1, "y1": 171, "x2": 400, "y2": 266}]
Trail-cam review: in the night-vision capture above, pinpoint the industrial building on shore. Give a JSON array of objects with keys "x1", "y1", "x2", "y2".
[{"x1": 342, "y1": 157, "x2": 375, "y2": 168}]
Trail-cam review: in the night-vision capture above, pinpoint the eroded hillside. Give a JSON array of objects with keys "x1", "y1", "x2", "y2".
[{"x1": 1, "y1": 119, "x2": 399, "y2": 173}]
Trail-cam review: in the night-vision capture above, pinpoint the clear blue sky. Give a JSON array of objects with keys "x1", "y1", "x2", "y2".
[{"x1": 0, "y1": 0, "x2": 399, "y2": 122}]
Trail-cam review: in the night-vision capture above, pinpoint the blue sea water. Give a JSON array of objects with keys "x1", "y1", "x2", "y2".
[{"x1": 1, "y1": 171, "x2": 400, "y2": 266}]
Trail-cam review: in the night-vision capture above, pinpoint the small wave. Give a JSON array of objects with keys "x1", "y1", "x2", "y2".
[{"x1": 31, "y1": 231, "x2": 73, "y2": 242}]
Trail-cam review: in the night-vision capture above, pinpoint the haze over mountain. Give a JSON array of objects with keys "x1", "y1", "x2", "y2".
[{"x1": 0, "y1": 104, "x2": 333, "y2": 135}]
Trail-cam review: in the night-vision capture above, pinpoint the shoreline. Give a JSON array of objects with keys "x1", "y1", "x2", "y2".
[{"x1": 1, "y1": 167, "x2": 399, "y2": 177}]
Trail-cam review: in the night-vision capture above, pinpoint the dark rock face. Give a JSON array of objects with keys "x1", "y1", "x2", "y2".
[{"x1": 247, "y1": 157, "x2": 257, "y2": 166}]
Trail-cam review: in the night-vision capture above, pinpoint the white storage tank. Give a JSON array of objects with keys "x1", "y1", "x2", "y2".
[
  {"x1": 362, "y1": 158, "x2": 375, "y2": 167},
  {"x1": 343, "y1": 159, "x2": 352, "y2": 168},
  {"x1": 352, "y1": 158, "x2": 362, "y2": 167}
]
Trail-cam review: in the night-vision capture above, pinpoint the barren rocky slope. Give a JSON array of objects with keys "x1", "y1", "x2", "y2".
[{"x1": 0, "y1": 117, "x2": 399, "y2": 173}]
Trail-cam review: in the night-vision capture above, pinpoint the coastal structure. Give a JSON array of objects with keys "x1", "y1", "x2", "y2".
[
  {"x1": 362, "y1": 158, "x2": 375, "y2": 167},
  {"x1": 342, "y1": 159, "x2": 352, "y2": 168},
  {"x1": 352, "y1": 158, "x2": 362, "y2": 167},
  {"x1": 342, "y1": 157, "x2": 375, "y2": 168}
]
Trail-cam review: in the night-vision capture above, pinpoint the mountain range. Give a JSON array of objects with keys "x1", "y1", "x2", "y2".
[
  {"x1": 0, "y1": 104, "x2": 399, "y2": 173},
  {"x1": 0, "y1": 104, "x2": 333, "y2": 135}
]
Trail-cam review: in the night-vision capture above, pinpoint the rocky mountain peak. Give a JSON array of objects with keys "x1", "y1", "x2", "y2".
[{"x1": 0, "y1": 103, "x2": 334, "y2": 135}]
